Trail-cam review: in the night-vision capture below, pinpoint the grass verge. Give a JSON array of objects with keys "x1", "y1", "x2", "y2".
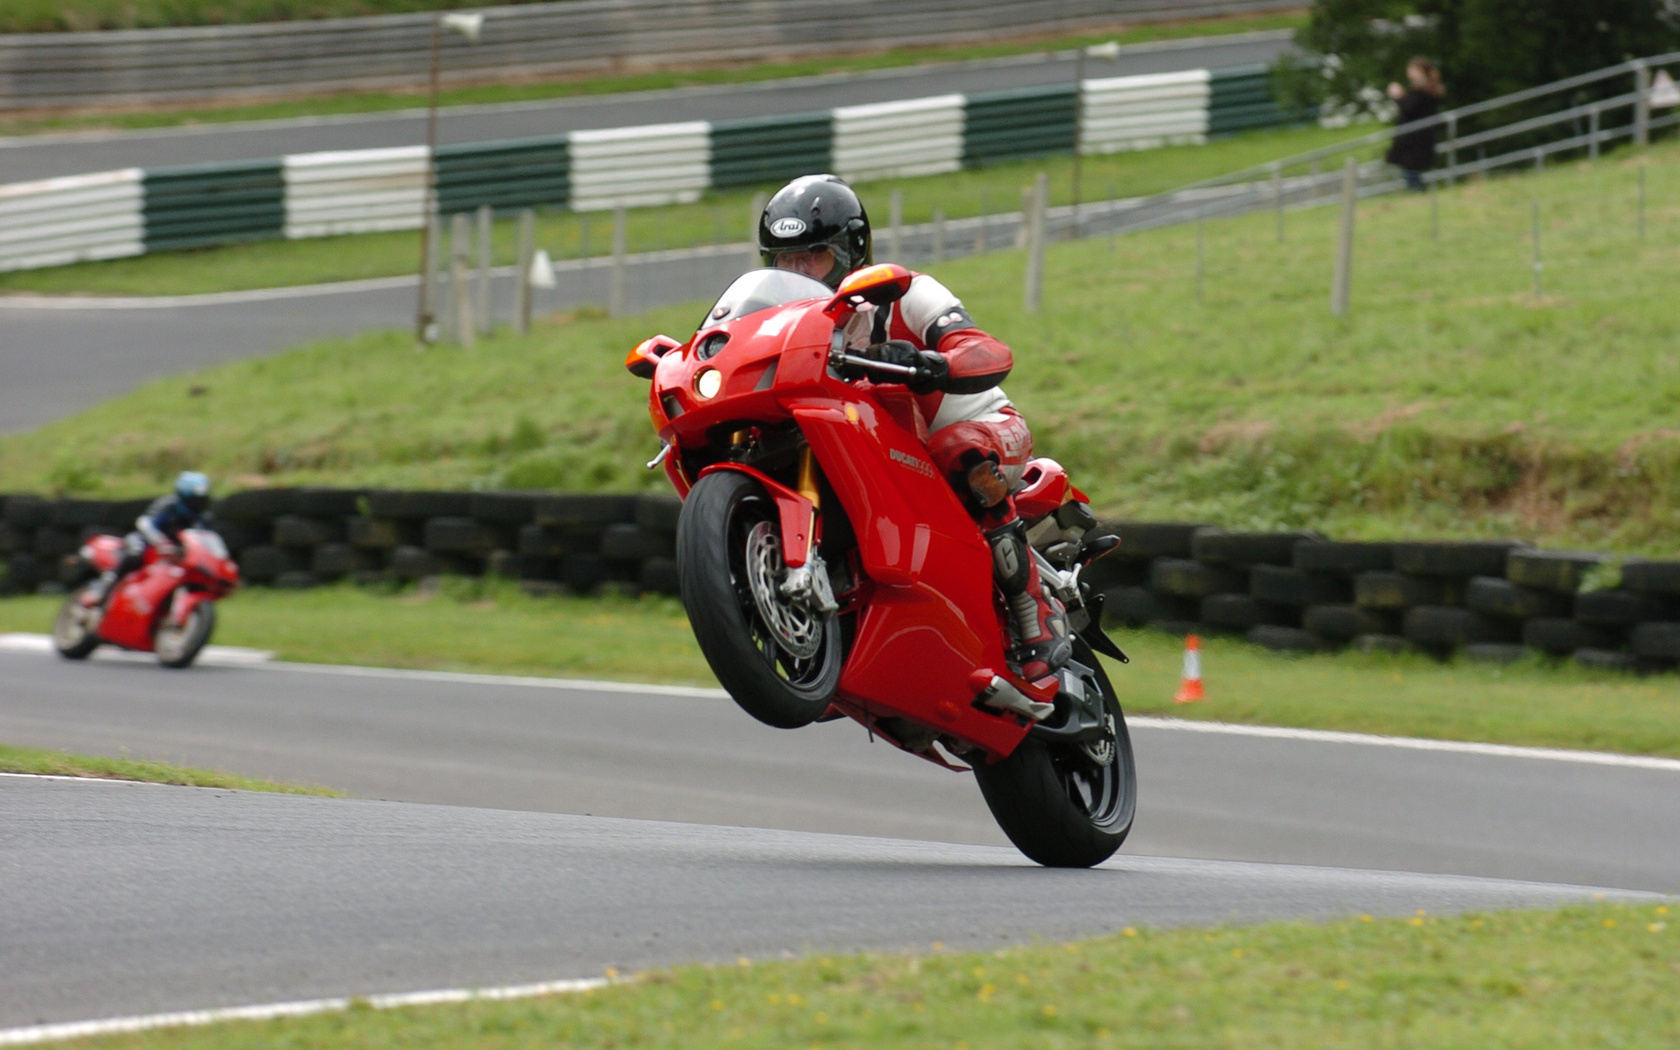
[
  {"x1": 2, "y1": 586, "x2": 1676, "y2": 758},
  {"x1": 40, "y1": 902, "x2": 1679, "y2": 1048},
  {"x1": 0, "y1": 123, "x2": 1361, "y2": 297},
  {"x1": 4, "y1": 140, "x2": 1678, "y2": 551},
  {"x1": 0, "y1": 13, "x2": 1303, "y2": 134},
  {"x1": 0, "y1": 741, "x2": 335, "y2": 793}
]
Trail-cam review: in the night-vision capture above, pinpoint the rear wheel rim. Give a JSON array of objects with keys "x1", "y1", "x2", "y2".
[
  {"x1": 727, "y1": 495, "x2": 833, "y2": 693},
  {"x1": 53, "y1": 600, "x2": 93, "y2": 650}
]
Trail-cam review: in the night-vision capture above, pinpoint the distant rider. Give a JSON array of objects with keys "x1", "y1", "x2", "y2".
[
  {"x1": 757, "y1": 175, "x2": 1072, "y2": 682},
  {"x1": 87, "y1": 471, "x2": 213, "y2": 606}
]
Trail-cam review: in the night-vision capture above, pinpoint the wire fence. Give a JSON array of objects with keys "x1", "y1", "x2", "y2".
[{"x1": 0, "y1": 0, "x2": 1295, "y2": 111}]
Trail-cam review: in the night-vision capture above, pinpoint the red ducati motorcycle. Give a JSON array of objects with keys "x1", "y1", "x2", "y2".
[
  {"x1": 53, "y1": 528, "x2": 240, "y2": 669},
  {"x1": 628, "y1": 264, "x2": 1136, "y2": 867}
]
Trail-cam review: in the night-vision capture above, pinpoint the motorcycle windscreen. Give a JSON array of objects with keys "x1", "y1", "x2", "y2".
[{"x1": 698, "y1": 269, "x2": 831, "y2": 330}]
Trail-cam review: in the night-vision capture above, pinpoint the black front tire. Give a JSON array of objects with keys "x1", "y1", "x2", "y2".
[
  {"x1": 677, "y1": 471, "x2": 841, "y2": 729},
  {"x1": 155, "y1": 601, "x2": 215, "y2": 669},
  {"x1": 973, "y1": 644, "x2": 1137, "y2": 868}
]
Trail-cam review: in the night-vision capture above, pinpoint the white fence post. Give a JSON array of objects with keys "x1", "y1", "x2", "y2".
[
  {"x1": 1024, "y1": 172, "x2": 1047, "y2": 313},
  {"x1": 1330, "y1": 157, "x2": 1357, "y2": 318},
  {"x1": 888, "y1": 188, "x2": 904, "y2": 263},
  {"x1": 515, "y1": 208, "x2": 535, "y2": 336},
  {"x1": 1195, "y1": 210, "x2": 1205, "y2": 303},
  {"x1": 450, "y1": 211, "x2": 475, "y2": 348},
  {"x1": 475, "y1": 203, "x2": 492, "y2": 337},
  {"x1": 610, "y1": 204, "x2": 628, "y2": 317},
  {"x1": 747, "y1": 191, "x2": 767, "y2": 269},
  {"x1": 1634, "y1": 60, "x2": 1652, "y2": 147}
]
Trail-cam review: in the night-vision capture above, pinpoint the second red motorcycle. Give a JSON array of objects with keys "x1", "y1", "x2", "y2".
[{"x1": 53, "y1": 528, "x2": 240, "y2": 669}]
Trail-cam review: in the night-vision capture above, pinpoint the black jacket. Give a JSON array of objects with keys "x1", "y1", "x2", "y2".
[
  {"x1": 135, "y1": 494, "x2": 210, "y2": 547},
  {"x1": 1386, "y1": 90, "x2": 1441, "y2": 172}
]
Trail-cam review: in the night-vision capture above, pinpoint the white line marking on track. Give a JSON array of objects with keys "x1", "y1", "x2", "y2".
[
  {"x1": 7, "y1": 634, "x2": 1676, "y2": 773},
  {"x1": 0, "y1": 977, "x2": 608, "y2": 1047},
  {"x1": 0, "y1": 632, "x2": 273, "y2": 665},
  {"x1": 1126, "y1": 717, "x2": 1680, "y2": 773}
]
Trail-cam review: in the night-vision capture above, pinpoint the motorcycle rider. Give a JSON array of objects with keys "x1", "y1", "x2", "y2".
[
  {"x1": 86, "y1": 471, "x2": 213, "y2": 606},
  {"x1": 758, "y1": 174, "x2": 1072, "y2": 682}
]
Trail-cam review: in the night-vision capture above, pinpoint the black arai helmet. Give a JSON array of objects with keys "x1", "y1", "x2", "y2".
[{"x1": 757, "y1": 175, "x2": 873, "y2": 290}]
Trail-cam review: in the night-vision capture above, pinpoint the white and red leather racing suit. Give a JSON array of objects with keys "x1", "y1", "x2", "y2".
[
  {"x1": 844, "y1": 271, "x2": 1071, "y2": 681},
  {"x1": 843, "y1": 271, "x2": 1030, "y2": 496}
]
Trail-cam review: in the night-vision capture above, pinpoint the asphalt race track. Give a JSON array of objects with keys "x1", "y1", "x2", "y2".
[
  {"x1": 0, "y1": 250, "x2": 744, "y2": 434},
  {"x1": 4, "y1": 651, "x2": 1677, "y2": 893},
  {"x1": 0, "y1": 33, "x2": 1291, "y2": 183},
  {"x1": 2, "y1": 775, "x2": 1650, "y2": 1030},
  {"x1": 0, "y1": 648, "x2": 1676, "y2": 1026}
]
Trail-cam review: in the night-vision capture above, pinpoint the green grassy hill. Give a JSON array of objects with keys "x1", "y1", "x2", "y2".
[{"x1": 4, "y1": 141, "x2": 1676, "y2": 553}]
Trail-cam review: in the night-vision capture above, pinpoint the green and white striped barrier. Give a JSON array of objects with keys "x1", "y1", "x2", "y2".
[{"x1": 0, "y1": 63, "x2": 1305, "y2": 273}]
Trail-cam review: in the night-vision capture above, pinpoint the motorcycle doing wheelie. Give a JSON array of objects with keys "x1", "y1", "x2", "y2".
[
  {"x1": 53, "y1": 528, "x2": 240, "y2": 669},
  {"x1": 628, "y1": 264, "x2": 1136, "y2": 867}
]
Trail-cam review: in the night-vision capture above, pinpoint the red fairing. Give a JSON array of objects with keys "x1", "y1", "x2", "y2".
[
  {"x1": 936, "y1": 328, "x2": 1013, "y2": 394},
  {"x1": 638, "y1": 270, "x2": 1104, "y2": 765},
  {"x1": 91, "y1": 528, "x2": 239, "y2": 653},
  {"x1": 79, "y1": 535, "x2": 125, "y2": 574}
]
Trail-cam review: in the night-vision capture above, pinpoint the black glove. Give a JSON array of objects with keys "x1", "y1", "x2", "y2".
[{"x1": 869, "y1": 340, "x2": 950, "y2": 394}]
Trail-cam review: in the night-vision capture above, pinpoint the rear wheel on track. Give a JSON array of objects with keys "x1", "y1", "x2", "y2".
[
  {"x1": 52, "y1": 589, "x2": 101, "y2": 660},
  {"x1": 677, "y1": 471, "x2": 841, "y2": 729},
  {"x1": 972, "y1": 642, "x2": 1136, "y2": 868}
]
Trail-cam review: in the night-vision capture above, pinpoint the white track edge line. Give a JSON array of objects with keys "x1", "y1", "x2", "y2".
[
  {"x1": 0, "y1": 977, "x2": 607, "y2": 1047},
  {"x1": 267, "y1": 662, "x2": 1680, "y2": 772},
  {"x1": 6, "y1": 633, "x2": 1673, "y2": 772},
  {"x1": 1126, "y1": 716, "x2": 1680, "y2": 773}
]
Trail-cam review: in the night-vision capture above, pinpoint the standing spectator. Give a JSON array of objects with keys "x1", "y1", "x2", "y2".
[{"x1": 1386, "y1": 58, "x2": 1445, "y2": 191}]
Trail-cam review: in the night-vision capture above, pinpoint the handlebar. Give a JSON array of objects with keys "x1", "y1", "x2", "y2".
[{"x1": 829, "y1": 350, "x2": 919, "y2": 379}]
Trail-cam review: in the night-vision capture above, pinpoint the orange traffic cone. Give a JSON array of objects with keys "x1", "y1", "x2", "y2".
[{"x1": 1173, "y1": 634, "x2": 1204, "y2": 704}]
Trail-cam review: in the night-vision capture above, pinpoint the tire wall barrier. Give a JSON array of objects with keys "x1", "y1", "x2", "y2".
[
  {"x1": 0, "y1": 61, "x2": 1310, "y2": 272},
  {"x1": 0, "y1": 0, "x2": 1296, "y2": 111},
  {"x1": 6, "y1": 490, "x2": 1680, "y2": 672}
]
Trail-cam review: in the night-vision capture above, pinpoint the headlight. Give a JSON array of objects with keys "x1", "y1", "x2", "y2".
[{"x1": 695, "y1": 368, "x2": 723, "y2": 399}]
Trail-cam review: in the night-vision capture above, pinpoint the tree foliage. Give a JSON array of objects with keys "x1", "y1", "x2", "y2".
[{"x1": 1279, "y1": 0, "x2": 1680, "y2": 115}]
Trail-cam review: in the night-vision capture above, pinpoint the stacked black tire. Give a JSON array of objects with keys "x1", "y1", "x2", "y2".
[
  {"x1": 1090, "y1": 523, "x2": 1680, "y2": 673},
  {"x1": 0, "y1": 495, "x2": 152, "y2": 595},
  {"x1": 0, "y1": 488, "x2": 683, "y2": 599}
]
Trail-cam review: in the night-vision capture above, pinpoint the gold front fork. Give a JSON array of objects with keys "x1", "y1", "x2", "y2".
[{"x1": 796, "y1": 446, "x2": 821, "y2": 509}]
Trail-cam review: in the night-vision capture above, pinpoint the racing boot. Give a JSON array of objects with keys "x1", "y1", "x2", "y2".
[{"x1": 986, "y1": 519, "x2": 1072, "y2": 683}]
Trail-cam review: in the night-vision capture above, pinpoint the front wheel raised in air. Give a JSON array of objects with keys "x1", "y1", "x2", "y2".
[
  {"x1": 52, "y1": 589, "x2": 101, "y2": 660},
  {"x1": 972, "y1": 641, "x2": 1137, "y2": 868},
  {"x1": 677, "y1": 470, "x2": 841, "y2": 728}
]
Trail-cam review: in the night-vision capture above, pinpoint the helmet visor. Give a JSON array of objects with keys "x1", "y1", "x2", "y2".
[{"x1": 767, "y1": 246, "x2": 838, "y2": 283}]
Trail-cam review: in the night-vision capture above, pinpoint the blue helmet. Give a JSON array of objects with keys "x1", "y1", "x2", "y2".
[{"x1": 175, "y1": 471, "x2": 211, "y2": 513}]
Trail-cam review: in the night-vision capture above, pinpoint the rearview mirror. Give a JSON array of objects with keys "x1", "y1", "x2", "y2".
[
  {"x1": 825, "y1": 264, "x2": 913, "y2": 319},
  {"x1": 625, "y1": 334, "x2": 681, "y2": 379}
]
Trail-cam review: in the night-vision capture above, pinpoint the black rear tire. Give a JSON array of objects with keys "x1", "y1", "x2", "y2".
[
  {"x1": 677, "y1": 471, "x2": 841, "y2": 728},
  {"x1": 973, "y1": 643, "x2": 1136, "y2": 868}
]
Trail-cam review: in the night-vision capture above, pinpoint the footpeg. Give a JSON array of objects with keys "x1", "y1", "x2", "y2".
[{"x1": 977, "y1": 674, "x2": 1055, "y2": 722}]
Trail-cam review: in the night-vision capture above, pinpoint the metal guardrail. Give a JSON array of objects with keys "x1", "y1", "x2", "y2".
[
  {"x1": 0, "y1": 0, "x2": 1295, "y2": 111},
  {"x1": 1063, "y1": 51, "x2": 1680, "y2": 239}
]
